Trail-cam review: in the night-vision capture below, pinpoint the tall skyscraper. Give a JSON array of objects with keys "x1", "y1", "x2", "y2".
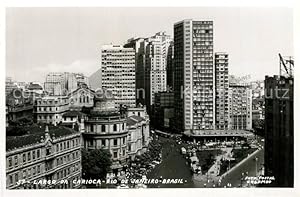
[
  {"x1": 100, "y1": 45, "x2": 136, "y2": 107},
  {"x1": 264, "y1": 75, "x2": 293, "y2": 187},
  {"x1": 124, "y1": 38, "x2": 146, "y2": 106},
  {"x1": 215, "y1": 52, "x2": 229, "y2": 130},
  {"x1": 125, "y1": 32, "x2": 172, "y2": 113},
  {"x1": 144, "y1": 32, "x2": 172, "y2": 112},
  {"x1": 173, "y1": 19, "x2": 214, "y2": 133}
]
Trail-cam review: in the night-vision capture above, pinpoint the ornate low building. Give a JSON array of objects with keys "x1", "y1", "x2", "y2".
[
  {"x1": 81, "y1": 91, "x2": 151, "y2": 176},
  {"x1": 82, "y1": 90, "x2": 128, "y2": 174},
  {"x1": 6, "y1": 125, "x2": 82, "y2": 189},
  {"x1": 126, "y1": 105, "x2": 150, "y2": 156},
  {"x1": 34, "y1": 85, "x2": 96, "y2": 125}
]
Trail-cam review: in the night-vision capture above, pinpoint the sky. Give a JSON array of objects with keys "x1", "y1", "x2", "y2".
[{"x1": 6, "y1": 7, "x2": 293, "y2": 83}]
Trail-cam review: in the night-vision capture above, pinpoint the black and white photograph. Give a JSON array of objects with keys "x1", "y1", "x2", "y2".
[{"x1": 1, "y1": 1, "x2": 298, "y2": 196}]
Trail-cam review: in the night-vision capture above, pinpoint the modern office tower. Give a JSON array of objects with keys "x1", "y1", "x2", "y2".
[
  {"x1": 173, "y1": 19, "x2": 214, "y2": 133},
  {"x1": 144, "y1": 32, "x2": 172, "y2": 112},
  {"x1": 228, "y1": 83, "x2": 252, "y2": 130},
  {"x1": 215, "y1": 52, "x2": 229, "y2": 130},
  {"x1": 100, "y1": 45, "x2": 136, "y2": 108},
  {"x1": 166, "y1": 41, "x2": 174, "y2": 90},
  {"x1": 264, "y1": 75, "x2": 293, "y2": 187},
  {"x1": 45, "y1": 72, "x2": 88, "y2": 95},
  {"x1": 6, "y1": 125, "x2": 82, "y2": 189}
]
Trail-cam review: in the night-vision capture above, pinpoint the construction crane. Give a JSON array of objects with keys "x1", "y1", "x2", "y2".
[{"x1": 279, "y1": 53, "x2": 294, "y2": 77}]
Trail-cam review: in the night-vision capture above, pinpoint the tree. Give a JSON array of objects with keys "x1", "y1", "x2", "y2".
[{"x1": 81, "y1": 148, "x2": 112, "y2": 180}]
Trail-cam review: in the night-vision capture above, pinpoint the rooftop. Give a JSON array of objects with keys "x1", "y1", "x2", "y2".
[
  {"x1": 184, "y1": 130, "x2": 254, "y2": 137},
  {"x1": 6, "y1": 124, "x2": 78, "y2": 151},
  {"x1": 62, "y1": 110, "x2": 86, "y2": 117},
  {"x1": 126, "y1": 115, "x2": 145, "y2": 126}
]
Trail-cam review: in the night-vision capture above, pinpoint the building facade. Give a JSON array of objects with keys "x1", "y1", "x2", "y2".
[
  {"x1": 6, "y1": 77, "x2": 18, "y2": 96},
  {"x1": 82, "y1": 90, "x2": 129, "y2": 174},
  {"x1": 34, "y1": 96, "x2": 70, "y2": 125},
  {"x1": 44, "y1": 72, "x2": 89, "y2": 96},
  {"x1": 6, "y1": 125, "x2": 82, "y2": 189},
  {"x1": 215, "y1": 52, "x2": 229, "y2": 130},
  {"x1": 228, "y1": 83, "x2": 252, "y2": 130},
  {"x1": 152, "y1": 91, "x2": 174, "y2": 130},
  {"x1": 6, "y1": 88, "x2": 34, "y2": 123},
  {"x1": 174, "y1": 19, "x2": 215, "y2": 133},
  {"x1": 34, "y1": 86, "x2": 96, "y2": 125},
  {"x1": 100, "y1": 45, "x2": 136, "y2": 107},
  {"x1": 144, "y1": 32, "x2": 172, "y2": 111},
  {"x1": 264, "y1": 75, "x2": 293, "y2": 187},
  {"x1": 166, "y1": 41, "x2": 174, "y2": 90}
]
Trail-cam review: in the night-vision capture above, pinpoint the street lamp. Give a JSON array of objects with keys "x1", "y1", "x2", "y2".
[{"x1": 255, "y1": 157, "x2": 258, "y2": 176}]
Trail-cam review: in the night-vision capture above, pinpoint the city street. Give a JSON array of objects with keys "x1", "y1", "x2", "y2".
[
  {"x1": 147, "y1": 135, "x2": 264, "y2": 188},
  {"x1": 219, "y1": 147, "x2": 264, "y2": 187},
  {"x1": 147, "y1": 136, "x2": 195, "y2": 188}
]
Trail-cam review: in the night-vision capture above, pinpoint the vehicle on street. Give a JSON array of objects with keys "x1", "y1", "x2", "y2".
[{"x1": 117, "y1": 184, "x2": 129, "y2": 189}]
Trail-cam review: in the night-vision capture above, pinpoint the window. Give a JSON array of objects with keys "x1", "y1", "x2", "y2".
[
  {"x1": 37, "y1": 165, "x2": 40, "y2": 174},
  {"x1": 27, "y1": 169, "x2": 31, "y2": 177},
  {"x1": 101, "y1": 125, "x2": 105, "y2": 132},
  {"x1": 114, "y1": 139, "x2": 118, "y2": 146},
  {"x1": 113, "y1": 151, "x2": 118, "y2": 158},
  {"x1": 23, "y1": 153, "x2": 26, "y2": 163},
  {"x1": 33, "y1": 167, "x2": 36, "y2": 176},
  {"x1": 113, "y1": 124, "x2": 117, "y2": 131},
  {"x1": 9, "y1": 175, "x2": 13, "y2": 185},
  {"x1": 46, "y1": 148, "x2": 51, "y2": 156},
  {"x1": 8, "y1": 157, "x2": 12, "y2": 167},
  {"x1": 15, "y1": 174, "x2": 18, "y2": 183},
  {"x1": 89, "y1": 140, "x2": 94, "y2": 146},
  {"x1": 27, "y1": 152, "x2": 31, "y2": 161},
  {"x1": 32, "y1": 151, "x2": 36, "y2": 160},
  {"x1": 14, "y1": 156, "x2": 18, "y2": 166},
  {"x1": 102, "y1": 139, "x2": 106, "y2": 147},
  {"x1": 23, "y1": 170, "x2": 26, "y2": 178}
]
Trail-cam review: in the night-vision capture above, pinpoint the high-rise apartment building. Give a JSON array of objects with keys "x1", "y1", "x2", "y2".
[
  {"x1": 215, "y1": 52, "x2": 229, "y2": 130},
  {"x1": 100, "y1": 45, "x2": 136, "y2": 107},
  {"x1": 264, "y1": 75, "x2": 293, "y2": 187},
  {"x1": 173, "y1": 19, "x2": 215, "y2": 133}
]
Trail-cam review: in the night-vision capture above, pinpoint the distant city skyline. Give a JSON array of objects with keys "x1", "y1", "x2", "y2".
[{"x1": 6, "y1": 7, "x2": 293, "y2": 83}]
